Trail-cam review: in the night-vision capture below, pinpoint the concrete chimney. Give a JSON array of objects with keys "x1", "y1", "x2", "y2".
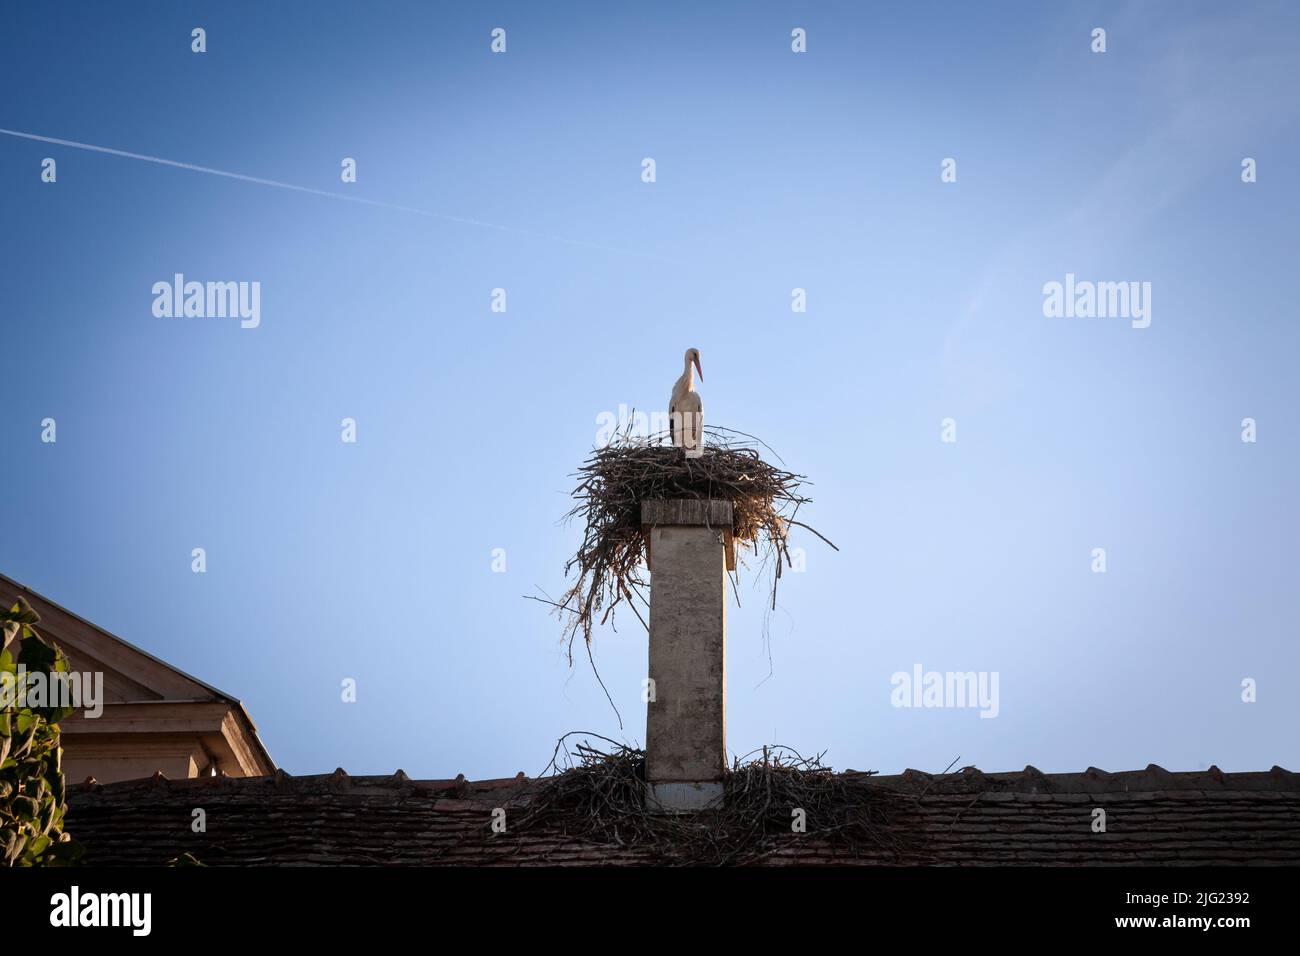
[{"x1": 641, "y1": 499, "x2": 734, "y2": 811}]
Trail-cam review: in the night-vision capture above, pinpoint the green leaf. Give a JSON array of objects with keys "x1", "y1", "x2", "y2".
[
  {"x1": 45, "y1": 838, "x2": 85, "y2": 865},
  {"x1": 18, "y1": 638, "x2": 57, "y2": 672},
  {"x1": 3, "y1": 603, "x2": 39, "y2": 626},
  {"x1": 3, "y1": 831, "x2": 27, "y2": 865},
  {"x1": 45, "y1": 705, "x2": 75, "y2": 725},
  {"x1": 10, "y1": 795, "x2": 38, "y2": 820}
]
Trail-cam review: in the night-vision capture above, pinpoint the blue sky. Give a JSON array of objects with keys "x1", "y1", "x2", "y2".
[{"x1": 2, "y1": 1, "x2": 1297, "y2": 779}]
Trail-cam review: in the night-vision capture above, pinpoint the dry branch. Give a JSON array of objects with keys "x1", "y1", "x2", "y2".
[{"x1": 504, "y1": 735, "x2": 927, "y2": 866}]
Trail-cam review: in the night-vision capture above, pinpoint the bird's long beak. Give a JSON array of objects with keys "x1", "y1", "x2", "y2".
[{"x1": 693, "y1": 355, "x2": 703, "y2": 382}]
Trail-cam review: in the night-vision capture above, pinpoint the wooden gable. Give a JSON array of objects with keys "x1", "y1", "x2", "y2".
[{"x1": 0, "y1": 572, "x2": 275, "y2": 783}]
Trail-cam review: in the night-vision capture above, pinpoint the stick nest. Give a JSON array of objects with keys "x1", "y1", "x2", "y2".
[
  {"x1": 506, "y1": 734, "x2": 928, "y2": 866},
  {"x1": 548, "y1": 425, "x2": 835, "y2": 659}
]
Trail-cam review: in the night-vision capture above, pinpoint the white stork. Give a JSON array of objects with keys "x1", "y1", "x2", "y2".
[{"x1": 669, "y1": 347, "x2": 704, "y2": 457}]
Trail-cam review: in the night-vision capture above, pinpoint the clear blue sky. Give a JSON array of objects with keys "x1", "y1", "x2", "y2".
[{"x1": 2, "y1": 1, "x2": 1297, "y2": 779}]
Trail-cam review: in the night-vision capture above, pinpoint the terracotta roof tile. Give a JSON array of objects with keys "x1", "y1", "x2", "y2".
[{"x1": 65, "y1": 765, "x2": 1300, "y2": 866}]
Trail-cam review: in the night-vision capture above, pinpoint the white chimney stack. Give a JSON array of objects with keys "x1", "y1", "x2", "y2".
[{"x1": 641, "y1": 499, "x2": 733, "y2": 811}]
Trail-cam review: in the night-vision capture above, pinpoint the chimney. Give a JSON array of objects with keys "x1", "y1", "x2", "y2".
[{"x1": 641, "y1": 499, "x2": 734, "y2": 811}]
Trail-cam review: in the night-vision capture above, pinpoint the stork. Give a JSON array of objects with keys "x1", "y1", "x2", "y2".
[{"x1": 669, "y1": 347, "x2": 704, "y2": 457}]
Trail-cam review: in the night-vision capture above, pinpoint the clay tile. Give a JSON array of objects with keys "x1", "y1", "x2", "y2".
[
  {"x1": 1144, "y1": 763, "x2": 1171, "y2": 777},
  {"x1": 1021, "y1": 766, "x2": 1046, "y2": 789},
  {"x1": 959, "y1": 767, "x2": 988, "y2": 788},
  {"x1": 1085, "y1": 766, "x2": 1109, "y2": 780}
]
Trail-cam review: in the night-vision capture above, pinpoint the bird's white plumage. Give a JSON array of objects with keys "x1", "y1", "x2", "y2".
[{"x1": 669, "y1": 348, "x2": 704, "y2": 456}]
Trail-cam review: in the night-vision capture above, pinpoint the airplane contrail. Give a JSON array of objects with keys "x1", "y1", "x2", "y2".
[{"x1": 0, "y1": 127, "x2": 668, "y2": 261}]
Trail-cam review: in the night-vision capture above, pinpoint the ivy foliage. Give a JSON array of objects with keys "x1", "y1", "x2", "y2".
[{"x1": 1, "y1": 599, "x2": 83, "y2": 866}]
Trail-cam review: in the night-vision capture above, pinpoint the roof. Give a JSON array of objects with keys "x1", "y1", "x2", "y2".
[
  {"x1": 0, "y1": 572, "x2": 275, "y2": 776},
  {"x1": 65, "y1": 763, "x2": 1300, "y2": 866},
  {"x1": 1, "y1": 572, "x2": 239, "y2": 703}
]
